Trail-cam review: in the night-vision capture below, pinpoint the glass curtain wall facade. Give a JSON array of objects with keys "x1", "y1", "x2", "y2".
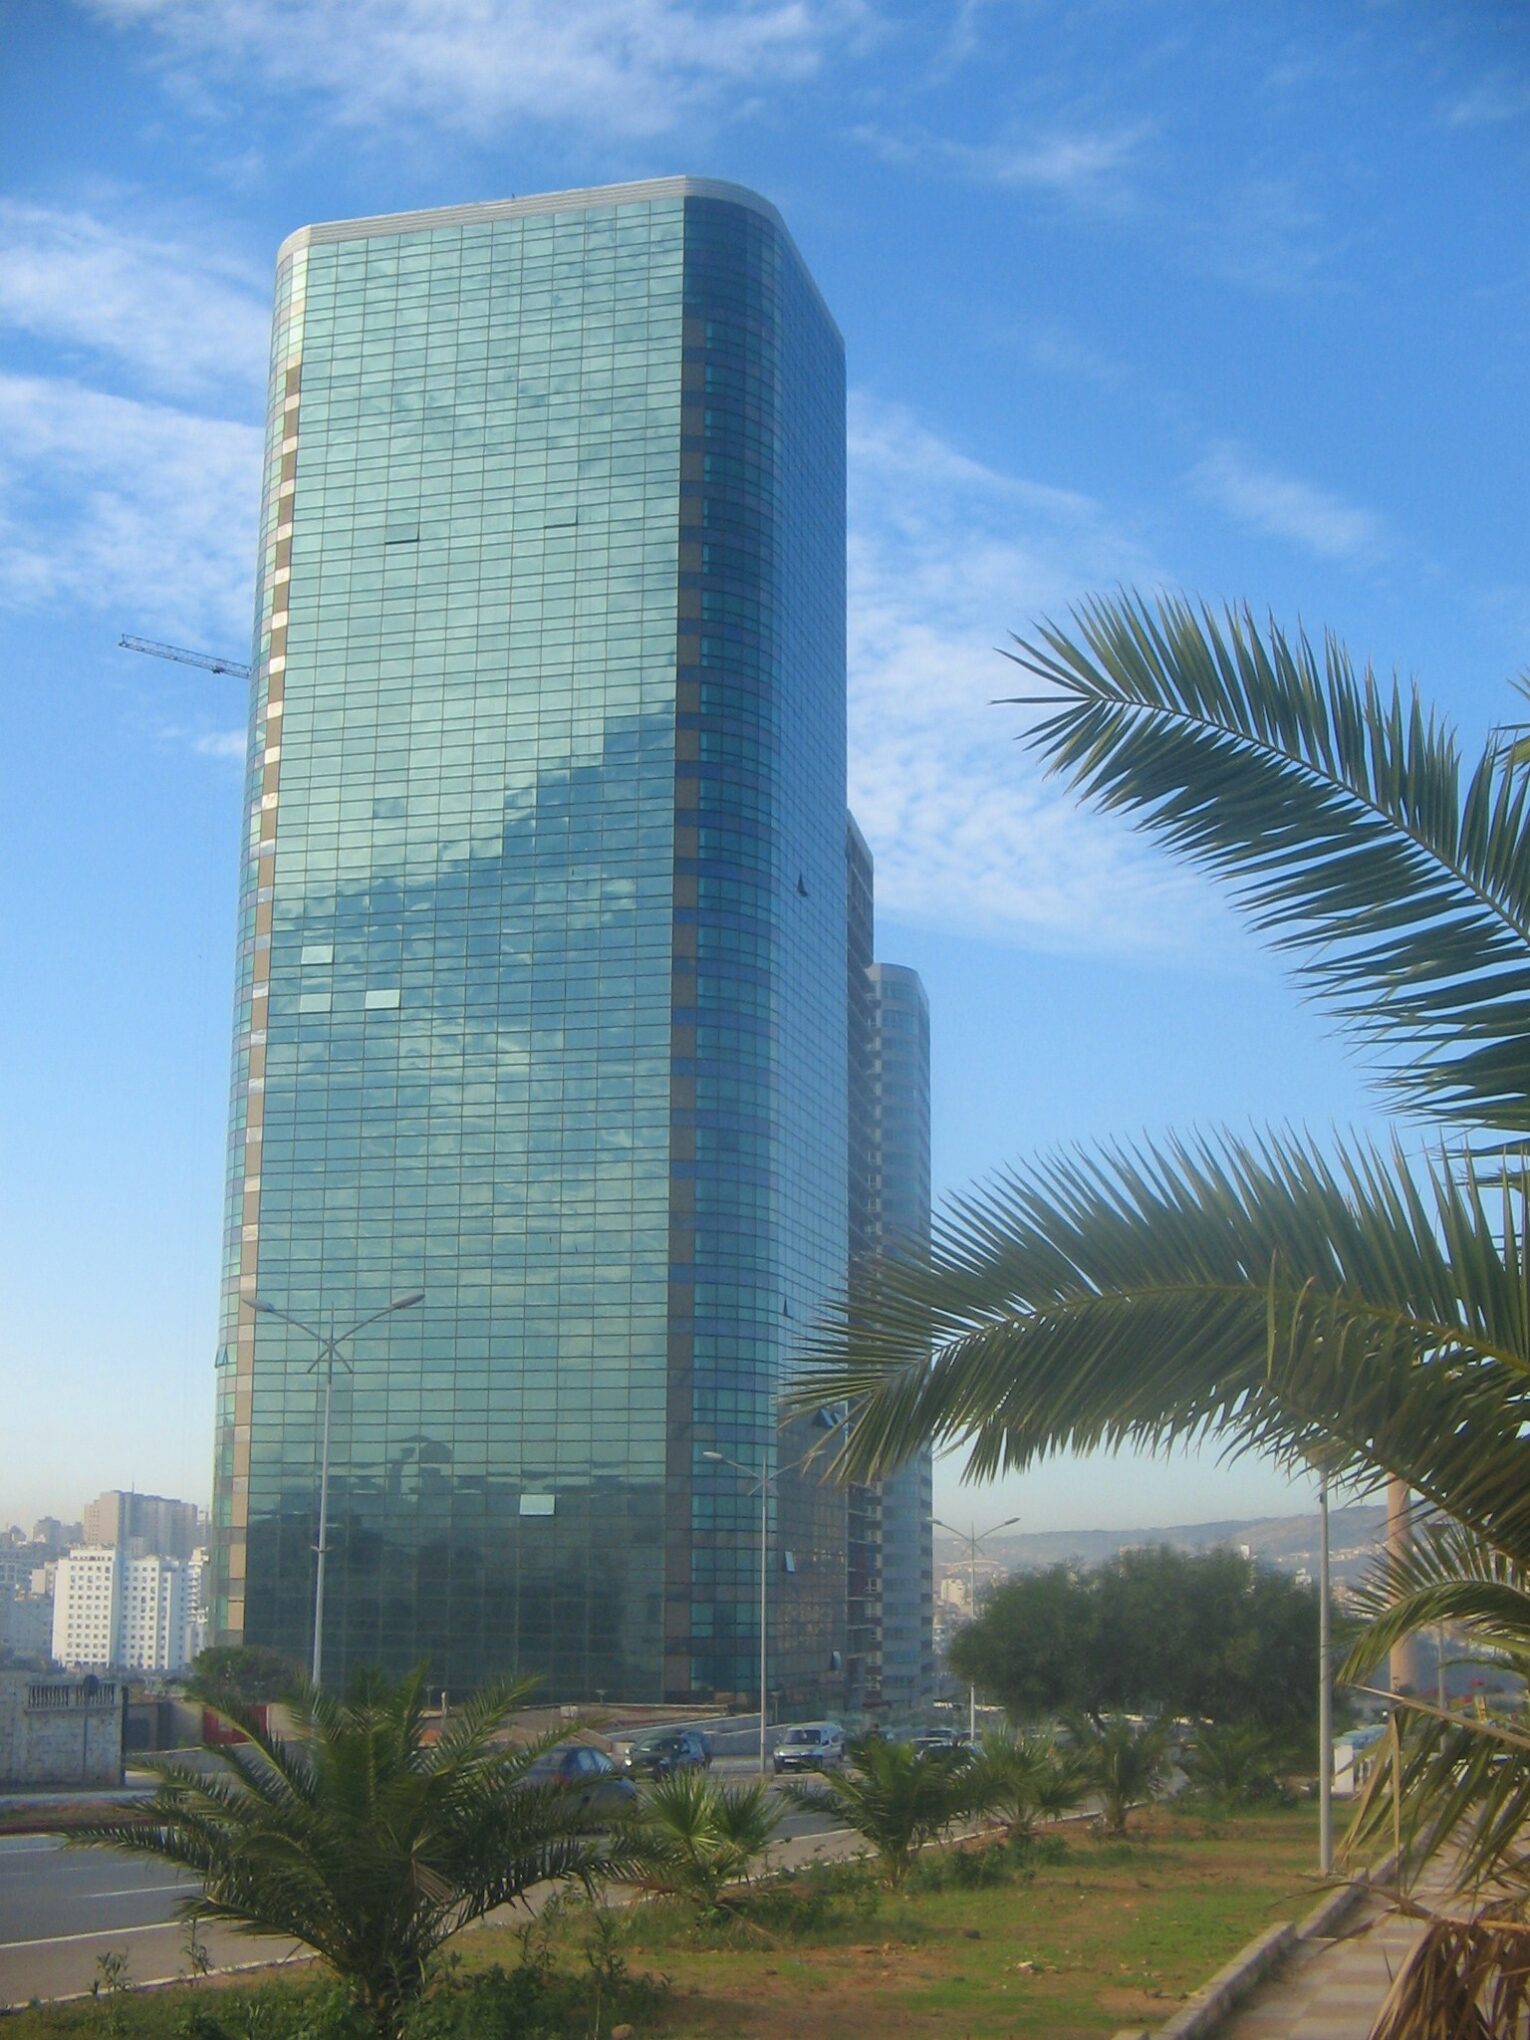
[
  {"x1": 211, "y1": 179, "x2": 849, "y2": 1704},
  {"x1": 866, "y1": 963, "x2": 935, "y2": 1714},
  {"x1": 844, "y1": 819, "x2": 882, "y2": 1711}
]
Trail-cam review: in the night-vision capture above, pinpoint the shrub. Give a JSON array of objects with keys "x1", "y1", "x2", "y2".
[
  {"x1": 1182, "y1": 1722, "x2": 1291, "y2": 1807},
  {"x1": 743, "y1": 1856, "x2": 883, "y2": 1934},
  {"x1": 782, "y1": 1733, "x2": 978, "y2": 1887}
]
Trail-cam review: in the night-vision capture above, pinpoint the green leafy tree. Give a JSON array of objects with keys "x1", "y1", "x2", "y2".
[
  {"x1": 75, "y1": 1668, "x2": 625, "y2": 2036},
  {"x1": 786, "y1": 594, "x2": 1530, "y2": 2027},
  {"x1": 949, "y1": 1545, "x2": 1321, "y2": 1733},
  {"x1": 1071, "y1": 1715, "x2": 1171, "y2": 1837},
  {"x1": 618, "y1": 1769, "x2": 780, "y2": 1919},
  {"x1": 966, "y1": 1727, "x2": 1088, "y2": 1842},
  {"x1": 782, "y1": 1734, "x2": 975, "y2": 1887},
  {"x1": 185, "y1": 1645, "x2": 300, "y2": 1709}
]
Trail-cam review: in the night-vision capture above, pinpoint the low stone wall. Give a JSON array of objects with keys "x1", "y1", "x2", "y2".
[{"x1": 0, "y1": 1672, "x2": 125, "y2": 1789}]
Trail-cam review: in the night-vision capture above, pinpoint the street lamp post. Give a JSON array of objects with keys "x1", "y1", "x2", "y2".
[
  {"x1": 933, "y1": 1514, "x2": 1020, "y2": 1739},
  {"x1": 704, "y1": 1450, "x2": 772, "y2": 1776},
  {"x1": 250, "y1": 1290, "x2": 424, "y2": 1687},
  {"x1": 1318, "y1": 1473, "x2": 1333, "y2": 1877}
]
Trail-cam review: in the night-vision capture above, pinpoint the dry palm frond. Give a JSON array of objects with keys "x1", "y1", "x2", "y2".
[{"x1": 1369, "y1": 1909, "x2": 1530, "y2": 2040}]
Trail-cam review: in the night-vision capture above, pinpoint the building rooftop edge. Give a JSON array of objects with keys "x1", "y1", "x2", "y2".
[{"x1": 276, "y1": 177, "x2": 840, "y2": 339}]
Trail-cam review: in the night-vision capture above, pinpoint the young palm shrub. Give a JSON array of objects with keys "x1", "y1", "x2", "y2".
[
  {"x1": 782, "y1": 1733, "x2": 975, "y2": 1887},
  {"x1": 617, "y1": 1769, "x2": 781, "y2": 1920},
  {"x1": 967, "y1": 1728, "x2": 1089, "y2": 1843},
  {"x1": 73, "y1": 1667, "x2": 626, "y2": 2037},
  {"x1": 1182, "y1": 1722, "x2": 1285, "y2": 1808},
  {"x1": 1070, "y1": 1715, "x2": 1170, "y2": 1836}
]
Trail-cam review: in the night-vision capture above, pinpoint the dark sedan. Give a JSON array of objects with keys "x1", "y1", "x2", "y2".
[
  {"x1": 519, "y1": 1743, "x2": 639, "y2": 1820},
  {"x1": 617, "y1": 1727, "x2": 712, "y2": 1779}
]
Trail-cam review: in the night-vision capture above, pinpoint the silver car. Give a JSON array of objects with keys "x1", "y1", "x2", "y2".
[{"x1": 772, "y1": 1721, "x2": 846, "y2": 1774}]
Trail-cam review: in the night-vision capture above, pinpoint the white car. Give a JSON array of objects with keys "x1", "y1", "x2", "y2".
[{"x1": 772, "y1": 1721, "x2": 846, "y2": 1774}]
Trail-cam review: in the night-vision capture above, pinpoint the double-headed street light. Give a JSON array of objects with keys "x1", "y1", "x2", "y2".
[
  {"x1": 705, "y1": 1426, "x2": 844, "y2": 1776},
  {"x1": 934, "y1": 1514, "x2": 1020, "y2": 1738},
  {"x1": 250, "y1": 1290, "x2": 425, "y2": 1686},
  {"x1": 703, "y1": 1449, "x2": 774, "y2": 1777}
]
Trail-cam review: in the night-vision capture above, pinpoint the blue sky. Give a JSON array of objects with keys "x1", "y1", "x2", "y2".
[{"x1": 2, "y1": 0, "x2": 1526, "y2": 1535}]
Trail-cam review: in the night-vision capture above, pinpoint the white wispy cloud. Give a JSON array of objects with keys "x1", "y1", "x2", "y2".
[
  {"x1": 856, "y1": 118, "x2": 1148, "y2": 204},
  {"x1": 83, "y1": 0, "x2": 860, "y2": 141},
  {"x1": 978, "y1": 123, "x2": 1150, "y2": 195},
  {"x1": 847, "y1": 393, "x2": 1225, "y2": 957},
  {"x1": 1189, "y1": 441, "x2": 1385, "y2": 565},
  {"x1": 0, "y1": 202, "x2": 269, "y2": 401},
  {"x1": 190, "y1": 728, "x2": 249, "y2": 760},
  {"x1": 0, "y1": 375, "x2": 261, "y2": 644},
  {"x1": 1442, "y1": 70, "x2": 1530, "y2": 129}
]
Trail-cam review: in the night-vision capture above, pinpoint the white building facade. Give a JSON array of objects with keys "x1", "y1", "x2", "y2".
[{"x1": 52, "y1": 1549, "x2": 197, "y2": 1674}]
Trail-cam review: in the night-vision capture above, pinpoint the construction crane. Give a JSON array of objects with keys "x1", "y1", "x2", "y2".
[{"x1": 119, "y1": 634, "x2": 252, "y2": 680}]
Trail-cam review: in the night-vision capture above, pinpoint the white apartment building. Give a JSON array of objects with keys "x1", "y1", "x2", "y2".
[{"x1": 51, "y1": 1548, "x2": 196, "y2": 1674}]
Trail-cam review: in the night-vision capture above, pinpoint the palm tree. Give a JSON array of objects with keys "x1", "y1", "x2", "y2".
[
  {"x1": 1071, "y1": 1715, "x2": 1170, "y2": 1837},
  {"x1": 1182, "y1": 1722, "x2": 1285, "y2": 1808},
  {"x1": 785, "y1": 594, "x2": 1530, "y2": 2029},
  {"x1": 966, "y1": 1727, "x2": 1089, "y2": 1843},
  {"x1": 618, "y1": 1769, "x2": 781, "y2": 1919},
  {"x1": 782, "y1": 1735, "x2": 975, "y2": 1887},
  {"x1": 74, "y1": 1668, "x2": 626, "y2": 2036}
]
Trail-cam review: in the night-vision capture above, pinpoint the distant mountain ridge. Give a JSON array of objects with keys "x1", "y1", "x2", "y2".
[{"x1": 937, "y1": 1504, "x2": 1390, "y2": 1586}]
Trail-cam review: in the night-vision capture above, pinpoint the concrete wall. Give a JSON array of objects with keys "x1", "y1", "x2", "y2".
[{"x1": 0, "y1": 1671, "x2": 124, "y2": 1788}]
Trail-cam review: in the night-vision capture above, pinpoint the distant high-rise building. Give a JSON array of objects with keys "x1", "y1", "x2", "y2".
[
  {"x1": 52, "y1": 1548, "x2": 196, "y2": 1674},
  {"x1": 0, "y1": 1588, "x2": 53, "y2": 1663},
  {"x1": 212, "y1": 179, "x2": 851, "y2": 1704},
  {"x1": 844, "y1": 819, "x2": 882, "y2": 1711},
  {"x1": 82, "y1": 1492, "x2": 203, "y2": 1561},
  {"x1": 866, "y1": 962, "x2": 935, "y2": 1714}
]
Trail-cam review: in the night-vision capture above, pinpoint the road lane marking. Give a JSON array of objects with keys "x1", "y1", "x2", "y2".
[
  {"x1": 1, "y1": 1921, "x2": 189, "y2": 1952},
  {"x1": 92, "y1": 1884, "x2": 190, "y2": 1898}
]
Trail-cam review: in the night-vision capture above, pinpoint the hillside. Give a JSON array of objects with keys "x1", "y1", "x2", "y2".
[{"x1": 937, "y1": 1504, "x2": 1390, "y2": 1588}]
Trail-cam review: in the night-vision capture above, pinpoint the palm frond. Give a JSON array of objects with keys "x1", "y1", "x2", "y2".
[
  {"x1": 1345, "y1": 1699, "x2": 1530, "y2": 1896},
  {"x1": 70, "y1": 1666, "x2": 631, "y2": 2029},
  {"x1": 1007, "y1": 594, "x2": 1530, "y2": 1133},
  {"x1": 788, "y1": 1132, "x2": 1530, "y2": 1560},
  {"x1": 1341, "y1": 1519, "x2": 1530, "y2": 1686}
]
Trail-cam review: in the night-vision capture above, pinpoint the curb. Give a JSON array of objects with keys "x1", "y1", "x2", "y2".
[{"x1": 1108, "y1": 1857, "x2": 1395, "y2": 2040}]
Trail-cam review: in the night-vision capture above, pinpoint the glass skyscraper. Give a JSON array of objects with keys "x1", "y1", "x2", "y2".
[
  {"x1": 866, "y1": 963, "x2": 936, "y2": 1714},
  {"x1": 210, "y1": 179, "x2": 850, "y2": 1705}
]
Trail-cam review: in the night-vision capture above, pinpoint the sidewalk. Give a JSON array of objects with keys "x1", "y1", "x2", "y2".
[{"x1": 1217, "y1": 1886, "x2": 1425, "y2": 2040}]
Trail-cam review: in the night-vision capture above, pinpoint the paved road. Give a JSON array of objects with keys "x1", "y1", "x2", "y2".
[
  {"x1": 0, "y1": 1777, "x2": 846, "y2": 2007},
  {"x1": 0, "y1": 1834, "x2": 293, "y2": 2007}
]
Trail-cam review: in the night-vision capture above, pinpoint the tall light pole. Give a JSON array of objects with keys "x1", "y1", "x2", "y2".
[
  {"x1": 250, "y1": 1290, "x2": 424, "y2": 1687},
  {"x1": 1318, "y1": 1473, "x2": 1333, "y2": 1877},
  {"x1": 704, "y1": 1450, "x2": 773, "y2": 1777},
  {"x1": 934, "y1": 1514, "x2": 1020, "y2": 1738}
]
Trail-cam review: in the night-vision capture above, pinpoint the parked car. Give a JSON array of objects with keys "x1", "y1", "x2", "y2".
[
  {"x1": 910, "y1": 1728, "x2": 974, "y2": 1764},
  {"x1": 772, "y1": 1722, "x2": 846, "y2": 1774},
  {"x1": 615, "y1": 1727, "x2": 712, "y2": 1779},
  {"x1": 519, "y1": 1742, "x2": 639, "y2": 1821},
  {"x1": 909, "y1": 1728, "x2": 959, "y2": 1756}
]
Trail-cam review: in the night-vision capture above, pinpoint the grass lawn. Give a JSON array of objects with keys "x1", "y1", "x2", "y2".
[
  {"x1": 4, "y1": 1804, "x2": 1332, "y2": 2040},
  {"x1": 487, "y1": 1802, "x2": 1331, "y2": 2040}
]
